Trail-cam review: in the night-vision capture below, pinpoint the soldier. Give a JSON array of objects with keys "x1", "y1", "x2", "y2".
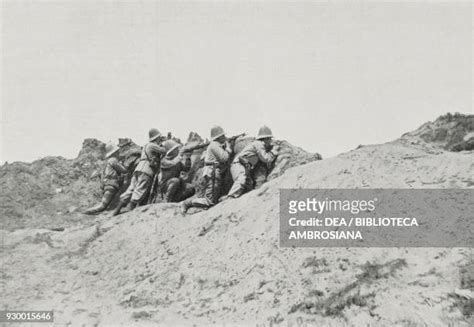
[
  {"x1": 116, "y1": 138, "x2": 142, "y2": 194},
  {"x1": 113, "y1": 128, "x2": 166, "y2": 216},
  {"x1": 84, "y1": 142, "x2": 127, "y2": 215},
  {"x1": 180, "y1": 125, "x2": 232, "y2": 214},
  {"x1": 159, "y1": 139, "x2": 195, "y2": 202},
  {"x1": 226, "y1": 125, "x2": 279, "y2": 198}
]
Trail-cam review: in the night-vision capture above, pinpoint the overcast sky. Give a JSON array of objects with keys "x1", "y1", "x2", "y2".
[{"x1": 1, "y1": 0, "x2": 472, "y2": 163}]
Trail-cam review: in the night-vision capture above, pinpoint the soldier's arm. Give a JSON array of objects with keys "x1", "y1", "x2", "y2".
[
  {"x1": 149, "y1": 143, "x2": 167, "y2": 157},
  {"x1": 255, "y1": 142, "x2": 276, "y2": 165},
  {"x1": 210, "y1": 142, "x2": 231, "y2": 163},
  {"x1": 160, "y1": 156, "x2": 182, "y2": 169},
  {"x1": 110, "y1": 158, "x2": 128, "y2": 174}
]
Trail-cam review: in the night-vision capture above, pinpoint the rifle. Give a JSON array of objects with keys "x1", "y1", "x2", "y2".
[
  {"x1": 181, "y1": 133, "x2": 245, "y2": 154},
  {"x1": 227, "y1": 133, "x2": 246, "y2": 142},
  {"x1": 182, "y1": 141, "x2": 210, "y2": 153},
  {"x1": 226, "y1": 133, "x2": 246, "y2": 154},
  {"x1": 147, "y1": 173, "x2": 161, "y2": 204}
]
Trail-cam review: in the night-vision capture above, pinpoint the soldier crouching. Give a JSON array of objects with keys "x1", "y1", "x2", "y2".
[
  {"x1": 158, "y1": 139, "x2": 195, "y2": 202},
  {"x1": 84, "y1": 142, "x2": 127, "y2": 215},
  {"x1": 113, "y1": 128, "x2": 166, "y2": 216},
  {"x1": 180, "y1": 125, "x2": 232, "y2": 214},
  {"x1": 226, "y1": 125, "x2": 279, "y2": 198}
]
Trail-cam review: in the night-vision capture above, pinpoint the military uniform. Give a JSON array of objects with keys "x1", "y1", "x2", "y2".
[
  {"x1": 181, "y1": 126, "x2": 232, "y2": 214},
  {"x1": 190, "y1": 140, "x2": 231, "y2": 207},
  {"x1": 228, "y1": 140, "x2": 276, "y2": 198},
  {"x1": 120, "y1": 142, "x2": 166, "y2": 204},
  {"x1": 112, "y1": 128, "x2": 166, "y2": 216},
  {"x1": 84, "y1": 144, "x2": 127, "y2": 215},
  {"x1": 159, "y1": 144, "x2": 195, "y2": 202},
  {"x1": 227, "y1": 126, "x2": 278, "y2": 198}
]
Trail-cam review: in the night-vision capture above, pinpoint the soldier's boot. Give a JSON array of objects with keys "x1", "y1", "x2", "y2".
[
  {"x1": 180, "y1": 199, "x2": 193, "y2": 216},
  {"x1": 129, "y1": 201, "x2": 138, "y2": 211},
  {"x1": 112, "y1": 201, "x2": 126, "y2": 216},
  {"x1": 218, "y1": 195, "x2": 231, "y2": 202},
  {"x1": 228, "y1": 185, "x2": 245, "y2": 199},
  {"x1": 84, "y1": 203, "x2": 106, "y2": 215},
  {"x1": 84, "y1": 189, "x2": 115, "y2": 215},
  {"x1": 163, "y1": 191, "x2": 172, "y2": 203},
  {"x1": 84, "y1": 207, "x2": 97, "y2": 215}
]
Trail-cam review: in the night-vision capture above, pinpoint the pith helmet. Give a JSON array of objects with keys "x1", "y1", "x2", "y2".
[
  {"x1": 256, "y1": 125, "x2": 273, "y2": 140},
  {"x1": 163, "y1": 139, "x2": 181, "y2": 156},
  {"x1": 210, "y1": 125, "x2": 225, "y2": 141},
  {"x1": 105, "y1": 142, "x2": 120, "y2": 159},
  {"x1": 149, "y1": 128, "x2": 161, "y2": 142}
]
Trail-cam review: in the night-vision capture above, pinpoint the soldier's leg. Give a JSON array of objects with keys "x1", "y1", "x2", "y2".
[
  {"x1": 85, "y1": 201, "x2": 104, "y2": 215},
  {"x1": 101, "y1": 186, "x2": 117, "y2": 209},
  {"x1": 114, "y1": 174, "x2": 138, "y2": 216},
  {"x1": 244, "y1": 173, "x2": 254, "y2": 193},
  {"x1": 84, "y1": 187, "x2": 116, "y2": 215},
  {"x1": 119, "y1": 174, "x2": 137, "y2": 204},
  {"x1": 195, "y1": 175, "x2": 215, "y2": 207},
  {"x1": 175, "y1": 182, "x2": 195, "y2": 202},
  {"x1": 130, "y1": 173, "x2": 152, "y2": 208},
  {"x1": 181, "y1": 176, "x2": 213, "y2": 214},
  {"x1": 210, "y1": 170, "x2": 223, "y2": 204},
  {"x1": 227, "y1": 163, "x2": 248, "y2": 198},
  {"x1": 164, "y1": 177, "x2": 181, "y2": 202},
  {"x1": 252, "y1": 163, "x2": 268, "y2": 189}
]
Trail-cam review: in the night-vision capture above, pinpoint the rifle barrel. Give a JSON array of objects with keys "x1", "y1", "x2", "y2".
[
  {"x1": 185, "y1": 142, "x2": 210, "y2": 152},
  {"x1": 228, "y1": 133, "x2": 246, "y2": 141}
]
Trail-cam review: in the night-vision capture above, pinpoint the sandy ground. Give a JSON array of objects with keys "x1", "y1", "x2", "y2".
[{"x1": 1, "y1": 138, "x2": 473, "y2": 326}]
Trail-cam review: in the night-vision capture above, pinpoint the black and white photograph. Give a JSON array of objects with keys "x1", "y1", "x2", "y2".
[{"x1": 0, "y1": 0, "x2": 473, "y2": 325}]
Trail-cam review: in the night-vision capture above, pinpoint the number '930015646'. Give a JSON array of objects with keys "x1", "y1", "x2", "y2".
[{"x1": 0, "y1": 310, "x2": 54, "y2": 322}]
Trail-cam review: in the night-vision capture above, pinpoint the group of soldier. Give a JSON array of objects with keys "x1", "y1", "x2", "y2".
[{"x1": 84, "y1": 125, "x2": 279, "y2": 216}]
